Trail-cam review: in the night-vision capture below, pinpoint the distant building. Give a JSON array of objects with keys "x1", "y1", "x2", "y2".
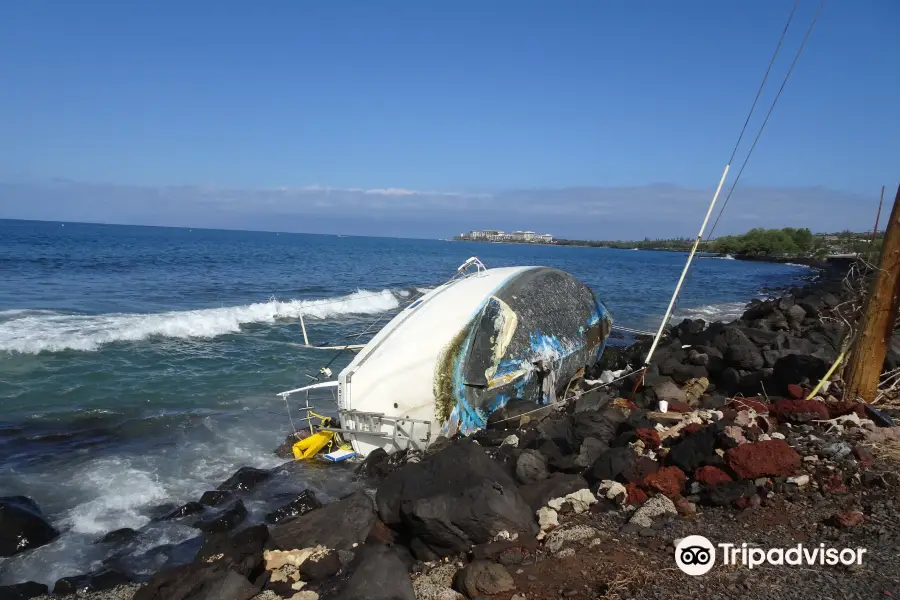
[{"x1": 454, "y1": 229, "x2": 553, "y2": 244}]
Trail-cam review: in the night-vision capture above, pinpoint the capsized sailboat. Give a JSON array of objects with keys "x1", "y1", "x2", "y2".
[{"x1": 279, "y1": 258, "x2": 612, "y2": 458}]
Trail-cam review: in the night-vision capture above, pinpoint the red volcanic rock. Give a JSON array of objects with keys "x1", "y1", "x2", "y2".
[
  {"x1": 643, "y1": 466, "x2": 686, "y2": 498},
  {"x1": 683, "y1": 423, "x2": 704, "y2": 435},
  {"x1": 625, "y1": 483, "x2": 647, "y2": 506},
  {"x1": 772, "y1": 399, "x2": 830, "y2": 423},
  {"x1": 854, "y1": 445, "x2": 874, "y2": 469},
  {"x1": 786, "y1": 384, "x2": 805, "y2": 400},
  {"x1": 623, "y1": 457, "x2": 660, "y2": 484},
  {"x1": 635, "y1": 428, "x2": 661, "y2": 450},
  {"x1": 668, "y1": 402, "x2": 693, "y2": 414},
  {"x1": 727, "y1": 397, "x2": 770, "y2": 414},
  {"x1": 725, "y1": 439, "x2": 801, "y2": 479},
  {"x1": 826, "y1": 511, "x2": 864, "y2": 528},
  {"x1": 694, "y1": 466, "x2": 733, "y2": 487},
  {"x1": 826, "y1": 401, "x2": 866, "y2": 420},
  {"x1": 673, "y1": 495, "x2": 696, "y2": 516},
  {"x1": 820, "y1": 473, "x2": 848, "y2": 495}
]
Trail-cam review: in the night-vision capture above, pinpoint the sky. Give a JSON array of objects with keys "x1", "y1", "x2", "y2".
[{"x1": 0, "y1": 1, "x2": 897, "y2": 239}]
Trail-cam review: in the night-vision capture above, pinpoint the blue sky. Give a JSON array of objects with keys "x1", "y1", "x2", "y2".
[{"x1": 0, "y1": 1, "x2": 897, "y2": 239}]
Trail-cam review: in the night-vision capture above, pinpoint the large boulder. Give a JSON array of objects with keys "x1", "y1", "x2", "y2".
[
  {"x1": 195, "y1": 524, "x2": 269, "y2": 580},
  {"x1": 0, "y1": 496, "x2": 59, "y2": 557},
  {"x1": 724, "y1": 345, "x2": 764, "y2": 371},
  {"x1": 666, "y1": 426, "x2": 717, "y2": 473},
  {"x1": 271, "y1": 491, "x2": 376, "y2": 552},
  {"x1": 193, "y1": 500, "x2": 247, "y2": 534},
  {"x1": 334, "y1": 544, "x2": 416, "y2": 600},
  {"x1": 518, "y1": 473, "x2": 589, "y2": 512},
  {"x1": 0, "y1": 582, "x2": 48, "y2": 600},
  {"x1": 570, "y1": 411, "x2": 619, "y2": 447},
  {"x1": 725, "y1": 440, "x2": 801, "y2": 479},
  {"x1": 217, "y1": 467, "x2": 272, "y2": 492},
  {"x1": 773, "y1": 354, "x2": 828, "y2": 390},
  {"x1": 515, "y1": 450, "x2": 549, "y2": 484},
  {"x1": 264, "y1": 490, "x2": 323, "y2": 525},
  {"x1": 376, "y1": 440, "x2": 538, "y2": 556},
  {"x1": 583, "y1": 447, "x2": 636, "y2": 485}
]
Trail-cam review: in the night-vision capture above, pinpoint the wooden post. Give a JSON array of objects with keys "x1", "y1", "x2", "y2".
[{"x1": 845, "y1": 184, "x2": 900, "y2": 402}]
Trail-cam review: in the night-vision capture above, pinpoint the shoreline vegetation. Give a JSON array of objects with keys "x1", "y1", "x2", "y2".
[{"x1": 454, "y1": 227, "x2": 883, "y2": 263}]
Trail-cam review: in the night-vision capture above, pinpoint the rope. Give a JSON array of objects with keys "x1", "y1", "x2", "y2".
[{"x1": 706, "y1": 0, "x2": 825, "y2": 241}]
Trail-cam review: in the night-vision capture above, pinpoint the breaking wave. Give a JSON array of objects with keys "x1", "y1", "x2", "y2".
[
  {"x1": 674, "y1": 301, "x2": 748, "y2": 323},
  {"x1": 0, "y1": 290, "x2": 401, "y2": 354}
]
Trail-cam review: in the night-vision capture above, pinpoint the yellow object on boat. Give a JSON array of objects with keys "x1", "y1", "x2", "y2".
[{"x1": 292, "y1": 430, "x2": 335, "y2": 460}]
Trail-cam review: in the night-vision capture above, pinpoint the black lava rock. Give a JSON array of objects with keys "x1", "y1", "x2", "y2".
[
  {"x1": 53, "y1": 569, "x2": 132, "y2": 595},
  {"x1": 667, "y1": 426, "x2": 717, "y2": 473},
  {"x1": 264, "y1": 489, "x2": 323, "y2": 525},
  {"x1": 584, "y1": 447, "x2": 636, "y2": 485},
  {"x1": 271, "y1": 490, "x2": 377, "y2": 552},
  {"x1": 0, "y1": 496, "x2": 59, "y2": 557},
  {"x1": 156, "y1": 501, "x2": 205, "y2": 522},
  {"x1": 95, "y1": 527, "x2": 139, "y2": 545},
  {"x1": 0, "y1": 582, "x2": 49, "y2": 600},
  {"x1": 518, "y1": 473, "x2": 589, "y2": 512},
  {"x1": 193, "y1": 500, "x2": 247, "y2": 534},
  {"x1": 198, "y1": 490, "x2": 233, "y2": 507},
  {"x1": 217, "y1": 466, "x2": 272, "y2": 492}
]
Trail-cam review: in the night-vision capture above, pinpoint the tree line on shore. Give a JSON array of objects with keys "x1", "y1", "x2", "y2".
[{"x1": 555, "y1": 227, "x2": 882, "y2": 258}]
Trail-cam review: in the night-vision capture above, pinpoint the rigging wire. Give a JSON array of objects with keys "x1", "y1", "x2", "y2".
[
  {"x1": 706, "y1": 0, "x2": 825, "y2": 241},
  {"x1": 636, "y1": 0, "x2": 824, "y2": 388}
]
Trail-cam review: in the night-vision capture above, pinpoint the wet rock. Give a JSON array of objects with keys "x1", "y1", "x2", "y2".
[
  {"x1": 53, "y1": 569, "x2": 132, "y2": 595},
  {"x1": 299, "y1": 549, "x2": 342, "y2": 581},
  {"x1": 217, "y1": 466, "x2": 272, "y2": 492},
  {"x1": 454, "y1": 561, "x2": 515, "y2": 597},
  {"x1": 196, "y1": 524, "x2": 269, "y2": 580},
  {"x1": 700, "y1": 480, "x2": 756, "y2": 507},
  {"x1": 376, "y1": 441, "x2": 537, "y2": 557},
  {"x1": 95, "y1": 527, "x2": 139, "y2": 545},
  {"x1": 518, "y1": 473, "x2": 589, "y2": 512},
  {"x1": 694, "y1": 466, "x2": 732, "y2": 487},
  {"x1": 0, "y1": 496, "x2": 59, "y2": 558},
  {"x1": 515, "y1": 450, "x2": 549, "y2": 484},
  {"x1": 265, "y1": 489, "x2": 323, "y2": 525},
  {"x1": 199, "y1": 490, "x2": 233, "y2": 507},
  {"x1": 274, "y1": 432, "x2": 304, "y2": 459},
  {"x1": 272, "y1": 490, "x2": 376, "y2": 552},
  {"x1": 0, "y1": 582, "x2": 49, "y2": 600},
  {"x1": 584, "y1": 447, "x2": 635, "y2": 485},
  {"x1": 725, "y1": 440, "x2": 801, "y2": 479},
  {"x1": 629, "y1": 495, "x2": 676, "y2": 528},
  {"x1": 157, "y1": 501, "x2": 205, "y2": 522},
  {"x1": 193, "y1": 500, "x2": 248, "y2": 534},
  {"x1": 334, "y1": 544, "x2": 416, "y2": 600},
  {"x1": 643, "y1": 466, "x2": 685, "y2": 498}
]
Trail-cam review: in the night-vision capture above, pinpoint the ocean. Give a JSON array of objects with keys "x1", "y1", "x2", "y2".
[{"x1": 0, "y1": 219, "x2": 813, "y2": 584}]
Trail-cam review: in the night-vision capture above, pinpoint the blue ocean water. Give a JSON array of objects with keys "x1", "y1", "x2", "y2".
[{"x1": 0, "y1": 219, "x2": 813, "y2": 584}]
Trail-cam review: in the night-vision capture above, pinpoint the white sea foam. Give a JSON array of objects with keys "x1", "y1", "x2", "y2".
[
  {"x1": 0, "y1": 290, "x2": 400, "y2": 354},
  {"x1": 674, "y1": 301, "x2": 748, "y2": 323}
]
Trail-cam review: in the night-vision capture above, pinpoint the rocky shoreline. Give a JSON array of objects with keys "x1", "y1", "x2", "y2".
[{"x1": 3, "y1": 262, "x2": 900, "y2": 600}]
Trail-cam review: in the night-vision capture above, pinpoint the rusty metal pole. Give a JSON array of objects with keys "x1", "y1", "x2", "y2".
[{"x1": 845, "y1": 184, "x2": 900, "y2": 402}]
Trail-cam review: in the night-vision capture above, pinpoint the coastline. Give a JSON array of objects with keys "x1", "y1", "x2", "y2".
[{"x1": 4, "y1": 261, "x2": 900, "y2": 600}]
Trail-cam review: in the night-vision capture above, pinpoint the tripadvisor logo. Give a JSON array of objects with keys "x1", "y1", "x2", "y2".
[{"x1": 675, "y1": 535, "x2": 868, "y2": 575}]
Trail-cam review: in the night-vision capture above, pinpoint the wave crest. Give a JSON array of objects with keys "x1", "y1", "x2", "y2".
[{"x1": 0, "y1": 290, "x2": 400, "y2": 354}]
